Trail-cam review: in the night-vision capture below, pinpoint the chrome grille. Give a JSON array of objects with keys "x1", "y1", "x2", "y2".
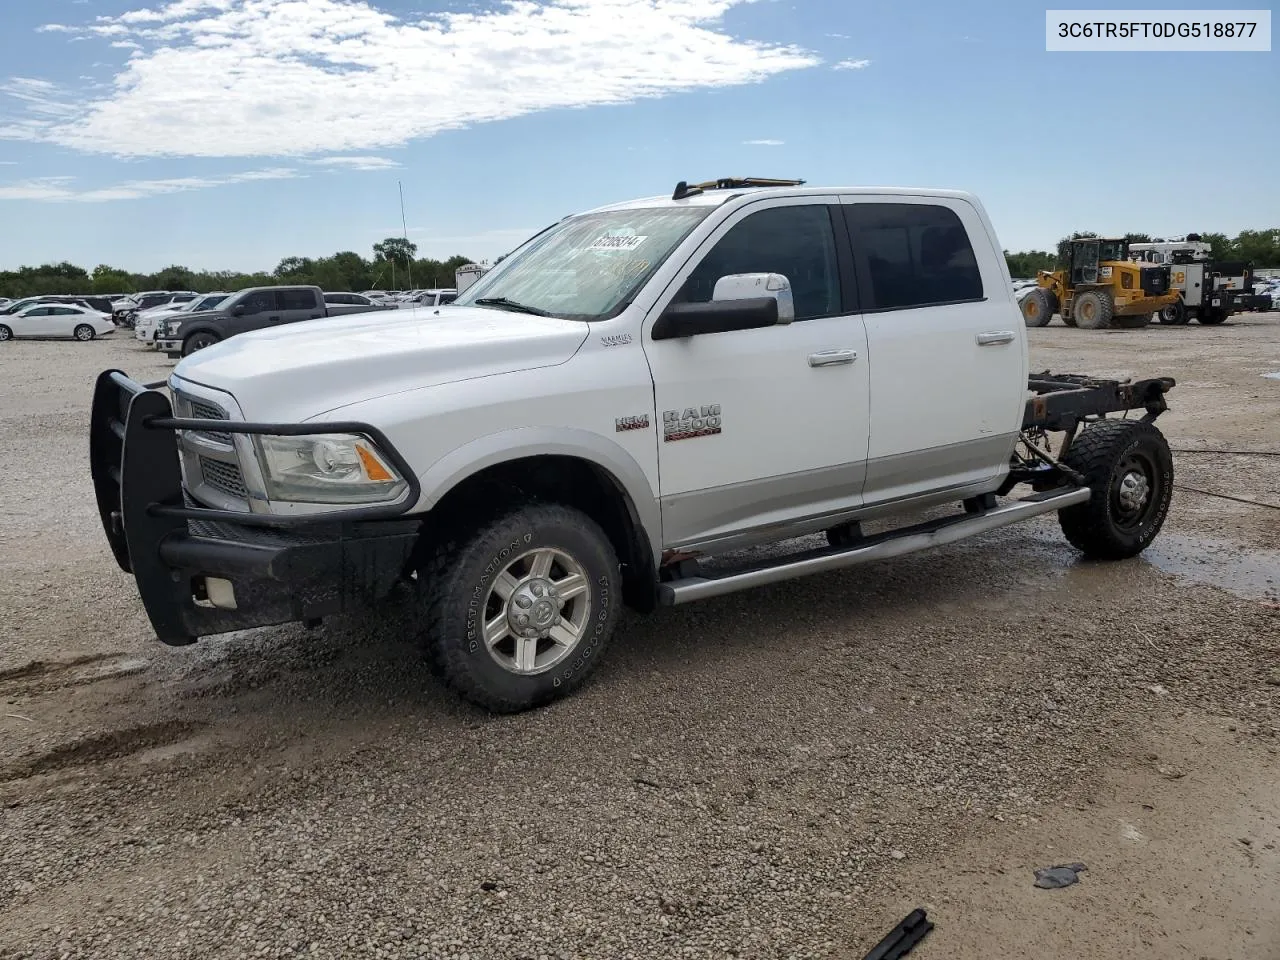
[
  {"x1": 199, "y1": 456, "x2": 248, "y2": 499},
  {"x1": 186, "y1": 397, "x2": 232, "y2": 445}
]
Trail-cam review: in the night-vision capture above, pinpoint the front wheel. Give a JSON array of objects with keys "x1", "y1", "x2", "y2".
[
  {"x1": 1020, "y1": 288, "x2": 1056, "y2": 327},
  {"x1": 182, "y1": 331, "x2": 220, "y2": 356},
  {"x1": 0, "y1": 324, "x2": 11, "y2": 342},
  {"x1": 1197, "y1": 309, "x2": 1228, "y2": 325},
  {"x1": 419, "y1": 502, "x2": 621, "y2": 712},
  {"x1": 1158, "y1": 300, "x2": 1188, "y2": 325},
  {"x1": 1058, "y1": 419, "x2": 1173, "y2": 560},
  {"x1": 73, "y1": 324, "x2": 95, "y2": 341}
]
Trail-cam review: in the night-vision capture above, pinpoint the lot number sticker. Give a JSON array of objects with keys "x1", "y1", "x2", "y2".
[{"x1": 589, "y1": 235, "x2": 647, "y2": 252}]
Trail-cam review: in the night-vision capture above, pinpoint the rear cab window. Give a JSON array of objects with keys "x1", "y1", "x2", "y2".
[{"x1": 844, "y1": 202, "x2": 985, "y2": 310}]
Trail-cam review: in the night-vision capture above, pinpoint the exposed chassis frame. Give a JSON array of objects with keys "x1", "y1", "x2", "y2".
[{"x1": 1007, "y1": 371, "x2": 1176, "y2": 490}]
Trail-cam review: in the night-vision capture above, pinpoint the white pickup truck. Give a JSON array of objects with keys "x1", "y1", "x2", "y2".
[{"x1": 91, "y1": 177, "x2": 1177, "y2": 713}]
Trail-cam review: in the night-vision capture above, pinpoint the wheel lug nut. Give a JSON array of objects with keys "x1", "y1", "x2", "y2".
[
  {"x1": 532, "y1": 584, "x2": 543, "y2": 597},
  {"x1": 516, "y1": 597, "x2": 532, "y2": 609},
  {"x1": 516, "y1": 614, "x2": 529, "y2": 626}
]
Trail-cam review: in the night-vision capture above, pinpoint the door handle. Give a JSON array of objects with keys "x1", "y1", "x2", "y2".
[
  {"x1": 808, "y1": 349, "x2": 857, "y2": 367},
  {"x1": 976, "y1": 331, "x2": 1015, "y2": 346},
  {"x1": 267, "y1": 315, "x2": 281, "y2": 322}
]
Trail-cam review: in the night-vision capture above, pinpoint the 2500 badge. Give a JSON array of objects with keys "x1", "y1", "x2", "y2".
[{"x1": 663, "y1": 404, "x2": 721, "y2": 442}]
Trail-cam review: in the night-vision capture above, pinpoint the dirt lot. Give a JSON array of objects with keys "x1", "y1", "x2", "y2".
[{"x1": 1, "y1": 316, "x2": 1278, "y2": 960}]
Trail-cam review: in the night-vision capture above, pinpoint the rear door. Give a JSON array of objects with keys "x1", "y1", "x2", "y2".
[
  {"x1": 840, "y1": 196, "x2": 1026, "y2": 504},
  {"x1": 279, "y1": 288, "x2": 324, "y2": 323}
]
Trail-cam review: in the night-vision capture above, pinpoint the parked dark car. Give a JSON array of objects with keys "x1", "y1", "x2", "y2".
[{"x1": 157, "y1": 285, "x2": 388, "y2": 357}]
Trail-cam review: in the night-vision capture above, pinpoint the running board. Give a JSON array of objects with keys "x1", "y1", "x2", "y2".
[{"x1": 657, "y1": 486, "x2": 1092, "y2": 606}]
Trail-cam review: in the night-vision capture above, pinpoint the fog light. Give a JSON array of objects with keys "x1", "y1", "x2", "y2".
[{"x1": 205, "y1": 577, "x2": 238, "y2": 610}]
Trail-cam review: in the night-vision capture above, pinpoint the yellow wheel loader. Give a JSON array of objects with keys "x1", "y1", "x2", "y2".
[{"x1": 1021, "y1": 237, "x2": 1179, "y2": 330}]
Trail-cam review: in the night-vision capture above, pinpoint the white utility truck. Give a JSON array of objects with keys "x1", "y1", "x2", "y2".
[
  {"x1": 1128, "y1": 237, "x2": 1248, "y2": 325},
  {"x1": 92, "y1": 178, "x2": 1178, "y2": 712}
]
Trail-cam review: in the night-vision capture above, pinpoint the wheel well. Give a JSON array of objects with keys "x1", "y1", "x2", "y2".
[{"x1": 419, "y1": 455, "x2": 658, "y2": 612}]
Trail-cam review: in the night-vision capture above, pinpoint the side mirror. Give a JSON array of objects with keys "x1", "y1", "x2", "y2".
[
  {"x1": 651, "y1": 273, "x2": 794, "y2": 341},
  {"x1": 231, "y1": 304, "x2": 246, "y2": 316},
  {"x1": 712, "y1": 273, "x2": 795, "y2": 323}
]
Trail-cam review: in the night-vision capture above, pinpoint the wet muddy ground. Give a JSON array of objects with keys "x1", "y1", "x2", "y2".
[{"x1": 1, "y1": 315, "x2": 1278, "y2": 959}]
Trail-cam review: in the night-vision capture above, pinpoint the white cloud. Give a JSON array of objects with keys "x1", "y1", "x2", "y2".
[
  {"x1": 833, "y1": 58, "x2": 871, "y2": 70},
  {"x1": 743, "y1": 138, "x2": 784, "y2": 146},
  {"x1": 308, "y1": 155, "x2": 401, "y2": 171},
  {"x1": 0, "y1": 167, "x2": 300, "y2": 202},
  {"x1": 8, "y1": 0, "x2": 820, "y2": 159},
  {"x1": 825, "y1": 32, "x2": 849, "y2": 39}
]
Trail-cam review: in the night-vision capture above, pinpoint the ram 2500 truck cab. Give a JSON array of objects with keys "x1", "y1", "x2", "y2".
[{"x1": 92, "y1": 177, "x2": 1177, "y2": 713}]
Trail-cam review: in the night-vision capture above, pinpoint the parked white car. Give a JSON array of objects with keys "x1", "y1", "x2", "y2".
[{"x1": 0, "y1": 303, "x2": 116, "y2": 341}]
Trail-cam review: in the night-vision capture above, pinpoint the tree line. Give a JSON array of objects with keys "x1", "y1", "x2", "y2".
[
  {"x1": 6, "y1": 226, "x2": 1278, "y2": 299},
  {"x1": 1004, "y1": 227, "x2": 1280, "y2": 278},
  {"x1": 0, "y1": 237, "x2": 475, "y2": 299}
]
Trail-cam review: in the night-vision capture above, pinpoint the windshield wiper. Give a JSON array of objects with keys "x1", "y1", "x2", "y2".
[{"x1": 473, "y1": 297, "x2": 552, "y2": 317}]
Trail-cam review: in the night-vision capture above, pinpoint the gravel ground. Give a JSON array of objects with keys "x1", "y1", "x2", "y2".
[{"x1": 0, "y1": 317, "x2": 1278, "y2": 959}]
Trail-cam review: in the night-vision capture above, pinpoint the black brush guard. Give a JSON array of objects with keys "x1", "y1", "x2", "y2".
[{"x1": 90, "y1": 370, "x2": 422, "y2": 645}]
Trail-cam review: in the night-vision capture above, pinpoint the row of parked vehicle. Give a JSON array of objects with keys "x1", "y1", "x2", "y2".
[{"x1": 0, "y1": 283, "x2": 463, "y2": 348}]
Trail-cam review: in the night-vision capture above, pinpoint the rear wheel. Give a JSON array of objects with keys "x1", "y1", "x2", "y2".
[
  {"x1": 1072, "y1": 290, "x2": 1114, "y2": 330},
  {"x1": 182, "y1": 331, "x2": 220, "y2": 356},
  {"x1": 1058, "y1": 419, "x2": 1173, "y2": 560},
  {"x1": 0, "y1": 324, "x2": 11, "y2": 342},
  {"x1": 1197, "y1": 309, "x2": 1228, "y2": 325},
  {"x1": 418, "y1": 502, "x2": 621, "y2": 713},
  {"x1": 1158, "y1": 300, "x2": 1188, "y2": 325},
  {"x1": 73, "y1": 324, "x2": 95, "y2": 341},
  {"x1": 1020, "y1": 288, "x2": 1055, "y2": 327},
  {"x1": 1114, "y1": 312, "x2": 1152, "y2": 329}
]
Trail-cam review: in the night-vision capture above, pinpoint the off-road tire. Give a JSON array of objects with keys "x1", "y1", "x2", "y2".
[
  {"x1": 419, "y1": 502, "x2": 621, "y2": 713},
  {"x1": 73, "y1": 324, "x2": 95, "y2": 341},
  {"x1": 1114, "y1": 312, "x2": 1152, "y2": 329},
  {"x1": 1158, "y1": 300, "x2": 1188, "y2": 325},
  {"x1": 1197, "y1": 309, "x2": 1228, "y2": 325},
  {"x1": 182, "y1": 331, "x2": 220, "y2": 356},
  {"x1": 0, "y1": 324, "x2": 11, "y2": 342},
  {"x1": 1020, "y1": 288, "x2": 1055, "y2": 327},
  {"x1": 1057, "y1": 419, "x2": 1173, "y2": 560},
  {"x1": 1072, "y1": 290, "x2": 1114, "y2": 330}
]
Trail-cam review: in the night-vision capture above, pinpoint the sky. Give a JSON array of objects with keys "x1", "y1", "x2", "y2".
[{"x1": 0, "y1": 0, "x2": 1276, "y2": 274}]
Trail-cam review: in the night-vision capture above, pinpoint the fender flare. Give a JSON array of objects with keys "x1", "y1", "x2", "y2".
[{"x1": 416, "y1": 427, "x2": 662, "y2": 563}]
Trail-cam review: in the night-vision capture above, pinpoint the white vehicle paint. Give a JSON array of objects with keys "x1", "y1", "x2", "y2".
[
  {"x1": 94, "y1": 179, "x2": 1180, "y2": 714},
  {"x1": 0, "y1": 304, "x2": 115, "y2": 341}
]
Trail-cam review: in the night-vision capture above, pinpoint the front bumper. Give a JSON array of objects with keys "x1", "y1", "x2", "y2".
[
  {"x1": 157, "y1": 338, "x2": 180, "y2": 356},
  {"x1": 90, "y1": 370, "x2": 421, "y2": 645}
]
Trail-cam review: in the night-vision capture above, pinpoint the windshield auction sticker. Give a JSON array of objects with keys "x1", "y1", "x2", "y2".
[{"x1": 588, "y1": 235, "x2": 648, "y2": 251}]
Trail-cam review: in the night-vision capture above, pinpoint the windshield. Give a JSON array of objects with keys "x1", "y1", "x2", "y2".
[
  {"x1": 191, "y1": 295, "x2": 228, "y2": 311},
  {"x1": 1099, "y1": 240, "x2": 1127, "y2": 261},
  {"x1": 2, "y1": 299, "x2": 38, "y2": 315},
  {"x1": 455, "y1": 206, "x2": 713, "y2": 320}
]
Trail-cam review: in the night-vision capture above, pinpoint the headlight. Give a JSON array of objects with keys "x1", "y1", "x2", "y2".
[{"x1": 253, "y1": 433, "x2": 407, "y2": 504}]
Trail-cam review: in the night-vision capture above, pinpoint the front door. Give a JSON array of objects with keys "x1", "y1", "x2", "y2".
[
  {"x1": 840, "y1": 196, "x2": 1026, "y2": 503},
  {"x1": 642, "y1": 197, "x2": 870, "y2": 553},
  {"x1": 228, "y1": 290, "x2": 279, "y2": 336}
]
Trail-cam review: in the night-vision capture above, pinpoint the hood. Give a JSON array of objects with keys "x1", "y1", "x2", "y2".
[
  {"x1": 172, "y1": 305, "x2": 590, "y2": 421},
  {"x1": 169, "y1": 307, "x2": 228, "y2": 324}
]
